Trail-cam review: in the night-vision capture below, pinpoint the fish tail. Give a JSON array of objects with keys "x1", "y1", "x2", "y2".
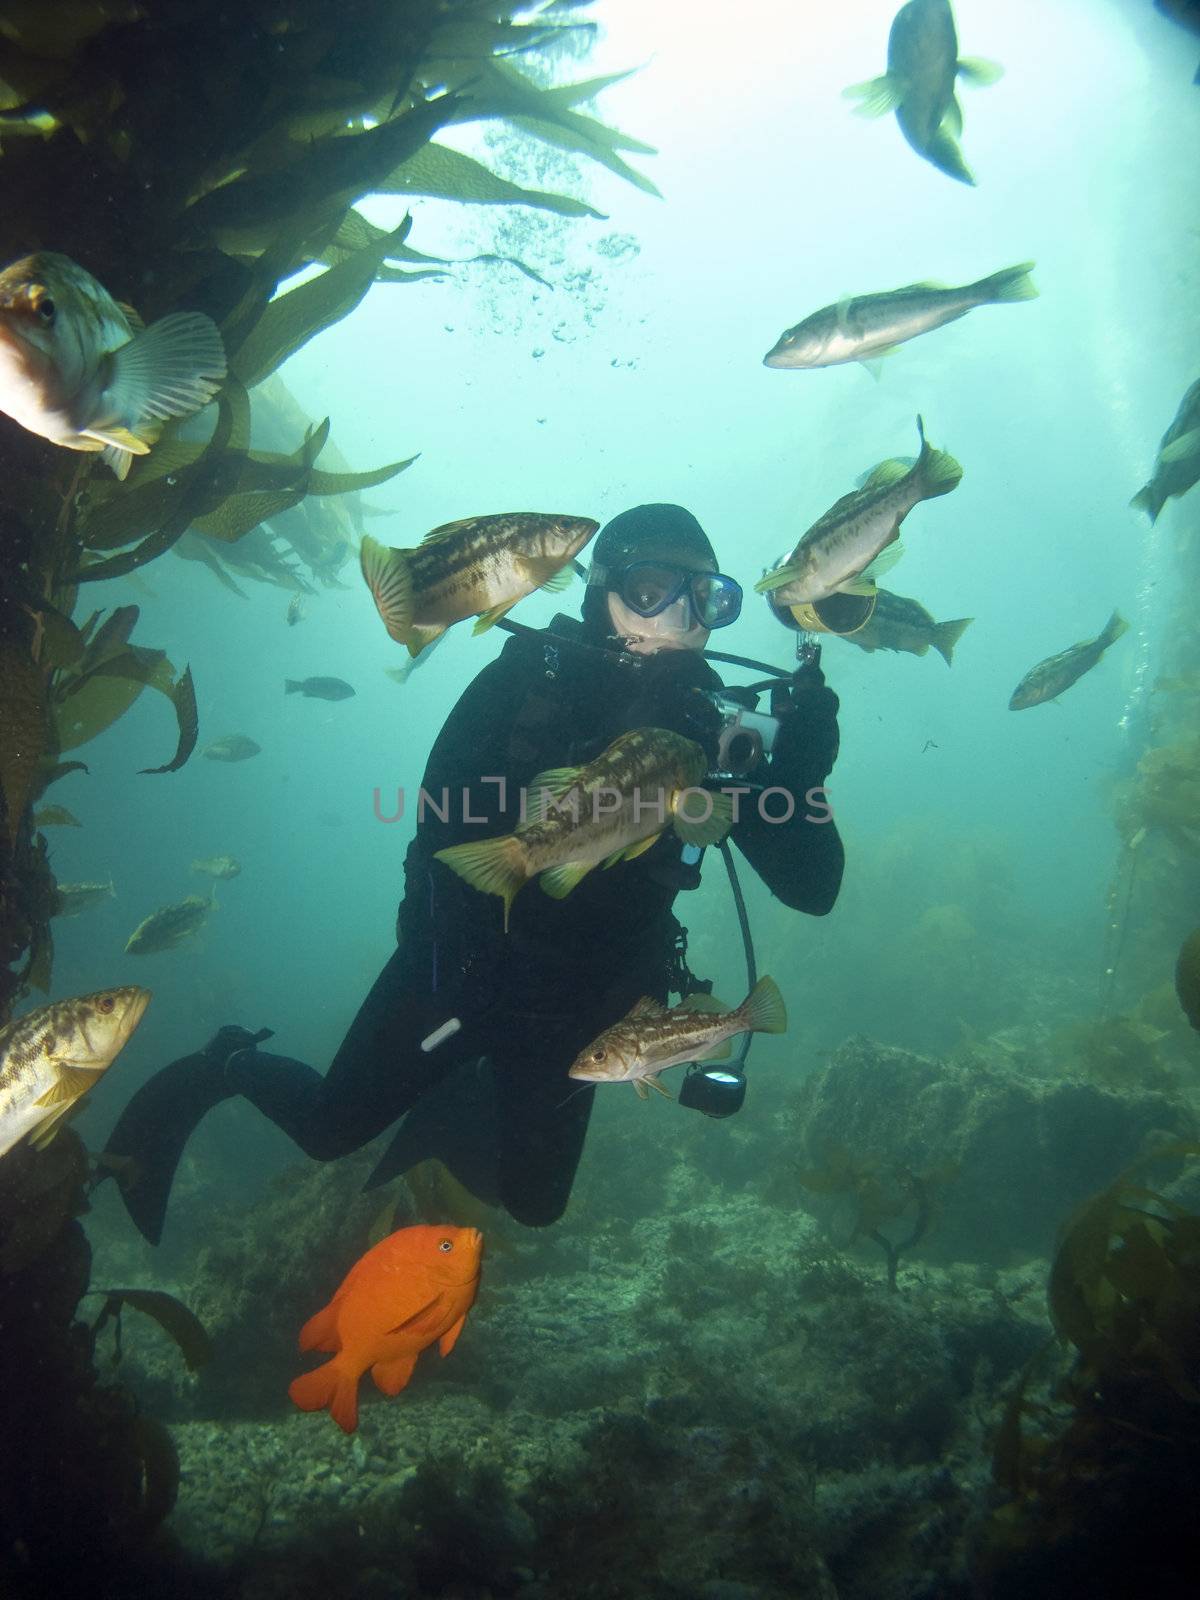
[
  {"x1": 434, "y1": 835, "x2": 528, "y2": 932},
  {"x1": 360, "y1": 534, "x2": 414, "y2": 644},
  {"x1": 1099, "y1": 611, "x2": 1130, "y2": 651},
  {"x1": 1129, "y1": 484, "x2": 1161, "y2": 523},
  {"x1": 933, "y1": 617, "x2": 973, "y2": 666},
  {"x1": 288, "y1": 1357, "x2": 359, "y2": 1434},
  {"x1": 914, "y1": 418, "x2": 963, "y2": 499},
  {"x1": 737, "y1": 974, "x2": 788, "y2": 1036},
  {"x1": 284, "y1": 679, "x2": 302, "y2": 695},
  {"x1": 975, "y1": 262, "x2": 1037, "y2": 304}
]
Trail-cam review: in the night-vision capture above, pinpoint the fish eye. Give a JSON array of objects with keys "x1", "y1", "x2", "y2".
[
  {"x1": 591, "y1": 1048, "x2": 607, "y2": 1062},
  {"x1": 35, "y1": 296, "x2": 56, "y2": 324},
  {"x1": 438, "y1": 1238, "x2": 453, "y2": 1252},
  {"x1": 97, "y1": 995, "x2": 115, "y2": 1013}
]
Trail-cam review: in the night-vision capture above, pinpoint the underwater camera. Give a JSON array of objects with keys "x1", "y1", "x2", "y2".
[
  {"x1": 706, "y1": 689, "x2": 781, "y2": 774},
  {"x1": 678, "y1": 1063, "x2": 747, "y2": 1118}
]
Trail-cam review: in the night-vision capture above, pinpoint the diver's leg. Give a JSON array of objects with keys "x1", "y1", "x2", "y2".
[
  {"x1": 490, "y1": 1023, "x2": 597, "y2": 1228},
  {"x1": 106, "y1": 948, "x2": 481, "y2": 1243}
]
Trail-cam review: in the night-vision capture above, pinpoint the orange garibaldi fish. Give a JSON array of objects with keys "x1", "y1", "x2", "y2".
[{"x1": 288, "y1": 1224, "x2": 483, "y2": 1434}]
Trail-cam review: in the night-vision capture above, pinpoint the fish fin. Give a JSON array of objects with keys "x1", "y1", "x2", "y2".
[
  {"x1": 524, "y1": 766, "x2": 582, "y2": 824},
  {"x1": 859, "y1": 358, "x2": 885, "y2": 382},
  {"x1": 1129, "y1": 484, "x2": 1160, "y2": 522},
  {"x1": 975, "y1": 262, "x2": 1038, "y2": 304},
  {"x1": 601, "y1": 846, "x2": 625, "y2": 869},
  {"x1": 539, "y1": 859, "x2": 593, "y2": 900},
  {"x1": 860, "y1": 542, "x2": 905, "y2": 581},
  {"x1": 522, "y1": 555, "x2": 575, "y2": 592},
  {"x1": 288, "y1": 1358, "x2": 359, "y2": 1434},
  {"x1": 738, "y1": 974, "x2": 788, "y2": 1035},
  {"x1": 438, "y1": 1312, "x2": 469, "y2": 1357},
  {"x1": 422, "y1": 517, "x2": 474, "y2": 542},
  {"x1": 862, "y1": 457, "x2": 911, "y2": 490},
  {"x1": 677, "y1": 993, "x2": 728, "y2": 1014},
  {"x1": 102, "y1": 311, "x2": 226, "y2": 426},
  {"x1": 80, "y1": 424, "x2": 152, "y2": 464},
  {"x1": 28, "y1": 1100, "x2": 80, "y2": 1150},
  {"x1": 472, "y1": 600, "x2": 518, "y2": 634},
  {"x1": 1099, "y1": 611, "x2": 1129, "y2": 650},
  {"x1": 100, "y1": 442, "x2": 134, "y2": 479},
  {"x1": 360, "y1": 535, "x2": 414, "y2": 644},
  {"x1": 371, "y1": 1352, "x2": 418, "y2": 1395},
  {"x1": 841, "y1": 73, "x2": 903, "y2": 117},
  {"x1": 957, "y1": 56, "x2": 1004, "y2": 87},
  {"x1": 702, "y1": 1039, "x2": 734, "y2": 1061},
  {"x1": 403, "y1": 623, "x2": 445, "y2": 658},
  {"x1": 633, "y1": 1079, "x2": 650, "y2": 1100},
  {"x1": 837, "y1": 577, "x2": 879, "y2": 598},
  {"x1": 933, "y1": 617, "x2": 973, "y2": 666},
  {"x1": 620, "y1": 830, "x2": 661, "y2": 863},
  {"x1": 284, "y1": 679, "x2": 302, "y2": 694},
  {"x1": 671, "y1": 788, "x2": 733, "y2": 848},
  {"x1": 834, "y1": 294, "x2": 854, "y2": 334},
  {"x1": 941, "y1": 95, "x2": 964, "y2": 138},
  {"x1": 627, "y1": 995, "x2": 668, "y2": 1019},
  {"x1": 434, "y1": 836, "x2": 527, "y2": 931},
  {"x1": 754, "y1": 564, "x2": 801, "y2": 595},
  {"x1": 644, "y1": 1073, "x2": 673, "y2": 1100},
  {"x1": 116, "y1": 301, "x2": 145, "y2": 332},
  {"x1": 297, "y1": 1301, "x2": 340, "y2": 1354},
  {"x1": 916, "y1": 421, "x2": 963, "y2": 497},
  {"x1": 1158, "y1": 427, "x2": 1200, "y2": 465},
  {"x1": 33, "y1": 1063, "x2": 97, "y2": 1109}
]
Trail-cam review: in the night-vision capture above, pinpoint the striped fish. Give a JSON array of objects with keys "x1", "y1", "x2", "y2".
[
  {"x1": 0, "y1": 987, "x2": 150, "y2": 1160},
  {"x1": 755, "y1": 417, "x2": 961, "y2": 606},
  {"x1": 360, "y1": 512, "x2": 599, "y2": 658},
  {"x1": 434, "y1": 727, "x2": 733, "y2": 929}
]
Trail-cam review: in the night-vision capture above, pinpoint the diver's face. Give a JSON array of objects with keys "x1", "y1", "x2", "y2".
[{"x1": 606, "y1": 558, "x2": 715, "y2": 655}]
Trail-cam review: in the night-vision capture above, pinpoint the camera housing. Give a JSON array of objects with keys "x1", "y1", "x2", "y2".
[{"x1": 706, "y1": 690, "x2": 780, "y2": 774}]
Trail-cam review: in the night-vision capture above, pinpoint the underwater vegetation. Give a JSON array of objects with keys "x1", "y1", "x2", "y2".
[
  {"x1": 0, "y1": 0, "x2": 655, "y2": 1018},
  {"x1": 795, "y1": 1143, "x2": 954, "y2": 1291},
  {"x1": 1113, "y1": 735, "x2": 1200, "y2": 860},
  {"x1": 1176, "y1": 928, "x2": 1200, "y2": 1029},
  {"x1": 979, "y1": 1145, "x2": 1200, "y2": 1599}
]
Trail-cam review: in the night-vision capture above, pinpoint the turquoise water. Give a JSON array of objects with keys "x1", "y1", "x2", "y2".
[{"x1": 19, "y1": 2, "x2": 1200, "y2": 1594}]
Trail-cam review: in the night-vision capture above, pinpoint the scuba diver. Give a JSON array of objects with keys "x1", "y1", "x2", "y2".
[{"x1": 104, "y1": 503, "x2": 844, "y2": 1241}]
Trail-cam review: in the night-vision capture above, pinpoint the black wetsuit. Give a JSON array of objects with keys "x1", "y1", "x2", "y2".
[{"x1": 108, "y1": 615, "x2": 843, "y2": 1235}]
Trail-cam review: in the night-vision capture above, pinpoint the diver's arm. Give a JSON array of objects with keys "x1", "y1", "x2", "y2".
[{"x1": 731, "y1": 675, "x2": 845, "y2": 915}]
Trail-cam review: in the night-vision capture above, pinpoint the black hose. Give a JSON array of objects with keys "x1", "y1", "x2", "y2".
[{"x1": 717, "y1": 839, "x2": 757, "y2": 1071}]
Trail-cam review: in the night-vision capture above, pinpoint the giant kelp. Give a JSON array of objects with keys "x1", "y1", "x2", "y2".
[
  {"x1": 0, "y1": 0, "x2": 655, "y2": 1017},
  {"x1": 980, "y1": 1144, "x2": 1200, "y2": 1596}
]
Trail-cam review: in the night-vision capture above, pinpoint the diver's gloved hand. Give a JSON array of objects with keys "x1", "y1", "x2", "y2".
[{"x1": 769, "y1": 678, "x2": 841, "y2": 791}]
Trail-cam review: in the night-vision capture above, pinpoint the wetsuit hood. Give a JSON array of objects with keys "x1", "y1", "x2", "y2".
[{"x1": 581, "y1": 503, "x2": 718, "y2": 639}]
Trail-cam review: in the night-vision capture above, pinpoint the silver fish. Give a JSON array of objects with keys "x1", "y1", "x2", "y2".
[
  {"x1": 568, "y1": 977, "x2": 787, "y2": 1099},
  {"x1": 763, "y1": 264, "x2": 1036, "y2": 373},
  {"x1": 0, "y1": 252, "x2": 226, "y2": 478},
  {"x1": 0, "y1": 987, "x2": 151, "y2": 1160},
  {"x1": 756, "y1": 418, "x2": 962, "y2": 606}
]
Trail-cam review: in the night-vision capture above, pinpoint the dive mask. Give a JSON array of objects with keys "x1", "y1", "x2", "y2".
[{"x1": 590, "y1": 559, "x2": 743, "y2": 629}]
